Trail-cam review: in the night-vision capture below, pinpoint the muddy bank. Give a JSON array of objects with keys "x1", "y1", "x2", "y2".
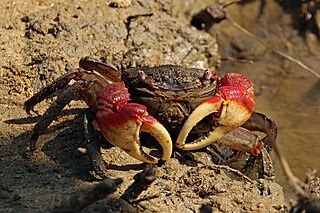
[
  {"x1": 1, "y1": 0, "x2": 310, "y2": 212},
  {"x1": 201, "y1": 0, "x2": 320, "y2": 200}
]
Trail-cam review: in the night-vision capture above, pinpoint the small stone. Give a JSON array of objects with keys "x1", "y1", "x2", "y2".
[
  {"x1": 109, "y1": 0, "x2": 132, "y2": 8},
  {"x1": 77, "y1": 147, "x2": 87, "y2": 154}
]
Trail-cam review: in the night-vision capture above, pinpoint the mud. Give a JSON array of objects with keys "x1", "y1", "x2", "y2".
[
  {"x1": 1, "y1": 0, "x2": 318, "y2": 212},
  {"x1": 201, "y1": 0, "x2": 320, "y2": 200}
]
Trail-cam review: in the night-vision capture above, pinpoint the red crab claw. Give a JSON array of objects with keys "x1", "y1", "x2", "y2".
[
  {"x1": 176, "y1": 73, "x2": 256, "y2": 151},
  {"x1": 94, "y1": 82, "x2": 172, "y2": 164}
]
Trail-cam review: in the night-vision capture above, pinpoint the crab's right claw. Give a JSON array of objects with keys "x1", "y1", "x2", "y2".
[
  {"x1": 176, "y1": 73, "x2": 256, "y2": 151},
  {"x1": 95, "y1": 102, "x2": 172, "y2": 164},
  {"x1": 175, "y1": 95, "x2": 228, "y2": 150}
]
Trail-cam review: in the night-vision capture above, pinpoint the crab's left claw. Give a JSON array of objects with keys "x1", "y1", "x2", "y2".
[
  {"x1": 176, "y1": 73, "x2": 256, "y2": 151},
  {"x1": 95, "y1": 103, "x2": 172, "y2": 163}
]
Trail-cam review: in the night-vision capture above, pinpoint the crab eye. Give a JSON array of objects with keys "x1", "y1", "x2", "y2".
[
  {"x1": 203, "y1": 70, "x2": 212, "y2": 80},
  {"x1": 138, "y1": 70, "x2": 146, "y2": 80}
]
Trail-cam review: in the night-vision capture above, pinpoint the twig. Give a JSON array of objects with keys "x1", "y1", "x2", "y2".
[
  {"x1": 55, "y1": 178, "x2": 122, "y2": 213},
  {"x1": 271, "y1": 139, "x2": 308, "y2": 197},
  {"x1": 200, "y1": 164, "x2": 256, "y2": 184},
  {"x1": 264, "y1": 126, "x2": 320, "y2": 211},
  {"x1": 120, "y1": 164, "x2": 157, "y2": 203},
  {"x1": 272, "y1": 49, "x2": 320, "y2": 79},
  {"x1": 222, "y1": 0, "x2": 241, "y2": 9},
  {"x1": 227, "y1": 17, "x2": 320, "y2": 79},
  {"x1": 221, "y1": 56, "x2": 254, "y2": 64}
]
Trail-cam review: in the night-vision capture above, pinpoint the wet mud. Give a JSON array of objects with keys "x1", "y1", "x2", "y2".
[{"x1": 0, "y1": 0, "x2": 319, "y2": 212}]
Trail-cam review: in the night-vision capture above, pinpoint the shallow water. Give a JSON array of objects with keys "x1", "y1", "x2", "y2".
[{"x1": 212, "y1": 0, "x2": 320, "y2": 198}]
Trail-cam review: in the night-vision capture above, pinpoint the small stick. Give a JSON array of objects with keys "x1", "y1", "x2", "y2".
[
  {"x1": 200, "y1": 164, "x2": 256, "y2": 184},
  {"x1": 120, "y1": 164, "x2": 157, "y2": 203},
  {"x1": 271, "y1": 138, "x2": 308, "y2": 197},
  {"x1": 222, "y1": 0, "x2": 241, "y2": 9},
  {"x1": 221, "y1": 56, "x2": 254, "y2": 64},
  {"x1": 264, "y1": 126, "x2": 320, "y2": 211},
  {"x1": 55, "y1": 178, "x2": 122, "y2": 213},
  {"x1": 227, "y1": 17, "x2": 320, "y2": 79}
]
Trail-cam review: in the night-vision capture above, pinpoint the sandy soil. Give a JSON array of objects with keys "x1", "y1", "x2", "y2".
[{"x1": 3, "y1": 0, "x2": 319, "y2": 212}]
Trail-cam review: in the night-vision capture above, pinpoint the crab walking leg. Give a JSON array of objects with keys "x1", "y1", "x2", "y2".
[
  {"x1": 217, "y1": 127, "x2": 263, "y2": 155},
  {"x1": 176, "y1": 80, "x2": 255, "y2": 150},
  {"x1": 79, "y1": 56, "x2": 121, "y2": 83},
  {"x1": 83, "y1": 110, "x2": 108, "y2": 178},
  {"x1": 95, "y1": 103, "x2": 172, "y2": 164},
  {"x1": 29, "y1": 83, "x2": 82, "y2": 151},
  {"x1": 24, "y1": 70, "x2": 80, "y2": 115},
  {"x1": 242, "y1": 111, "x2": 277, "y2": 150}
]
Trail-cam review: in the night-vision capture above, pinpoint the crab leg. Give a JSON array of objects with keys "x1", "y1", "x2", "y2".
[
  {"x1": 24, "y1": 70, "x2": 80, "y2": 115},
  {"x1": 83, "y1": 110, "x2": 108, "y2": 178},
  {"x1": 79, "y1": 56, "x2": 121, "y2": 82},
  {"x1": 29, "y1": 83, "x2": 82, "y2": 151},
  {"x1": 24, "y1": 65, "x2": 117, "y2": 115},
  {"x1": 95, "y1": 82, "x2": 172, "y2": 164},
  {"x1": 176, "y1": 73, "x2": 256, "y2": 151},
  {"x1": 242, "y1": 111, "x2": 277, "y2": 150},
  {"x1": 217, "y1": 127, "x2": 263, "y2": 155}
]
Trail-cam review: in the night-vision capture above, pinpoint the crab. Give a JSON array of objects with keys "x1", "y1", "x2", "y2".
[{"x1": 25, "y1": 57, "x2": 276, "y2": 176}]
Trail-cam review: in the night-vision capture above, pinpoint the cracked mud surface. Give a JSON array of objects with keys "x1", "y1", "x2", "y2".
[{"x1": 3, "y1": 0, "x2": 318, "y2": 212}]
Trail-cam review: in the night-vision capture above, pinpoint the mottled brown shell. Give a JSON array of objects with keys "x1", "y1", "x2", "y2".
[{"x1": 122, "y1": 65, "x2": 218, "y2": 133}]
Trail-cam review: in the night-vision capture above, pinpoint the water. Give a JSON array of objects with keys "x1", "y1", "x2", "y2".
[{"x1": 212, "y1": 0, "x2": 320, "y2": 199}]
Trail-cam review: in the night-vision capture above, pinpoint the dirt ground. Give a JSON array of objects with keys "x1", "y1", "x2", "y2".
[{"x1": 1, "y1": 0, "x2": 319, "y2": 212}]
